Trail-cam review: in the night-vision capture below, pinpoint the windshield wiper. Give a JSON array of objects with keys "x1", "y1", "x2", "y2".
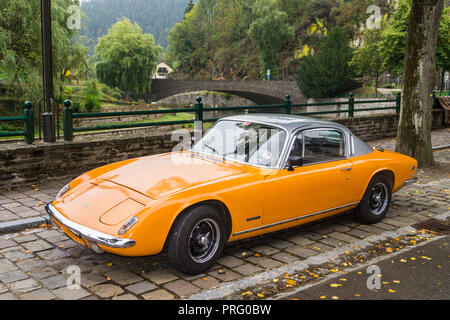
[{"x1": 203, "y1": 144, "x2": 225, "y2": 162}]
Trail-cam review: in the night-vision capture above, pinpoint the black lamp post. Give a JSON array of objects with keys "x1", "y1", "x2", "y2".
[{"x1": 40, "y1": 0, "x2": 56, "y2": 142}]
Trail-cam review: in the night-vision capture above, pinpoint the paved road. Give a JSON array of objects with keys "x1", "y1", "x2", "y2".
[
  {"x1": 0, "y1": 132, "x2": 448, "y2": 300},
  {"x1": 285, "y1": 236, "x2": 449, "y2": 300}
]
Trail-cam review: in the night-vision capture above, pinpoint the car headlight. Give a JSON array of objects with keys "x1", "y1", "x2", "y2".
[
  {"x1": 118, "y1": 216, "x2": 138, "y2": 235},
  {"x1": 56, "y1": 184, "x2": 70, "y2": 200}
]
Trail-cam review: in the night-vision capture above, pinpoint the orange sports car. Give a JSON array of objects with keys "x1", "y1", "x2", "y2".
[{"x1": 46, "y1": 114, "x2": 418, "y2": 274}]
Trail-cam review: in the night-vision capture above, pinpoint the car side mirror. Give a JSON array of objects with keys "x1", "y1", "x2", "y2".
[{"x1": 287, "y1": 156, "x2": 303, "y2": 171}]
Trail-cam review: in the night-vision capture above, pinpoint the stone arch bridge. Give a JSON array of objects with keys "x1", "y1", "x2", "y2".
[{"x1": 148, "y1": 80, "x2": 306, "y2": 105}]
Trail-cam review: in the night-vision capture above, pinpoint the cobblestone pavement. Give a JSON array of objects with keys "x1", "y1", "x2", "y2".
[{"x1": 0, "y1": 133, "x2": 449, "y2": 300}]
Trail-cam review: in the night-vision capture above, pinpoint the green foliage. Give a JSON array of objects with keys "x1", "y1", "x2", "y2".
[
  {"x1": 166, "y1": 0, "x2": 219, "y2": 77},
  {"x1": 82, "y1": 79, "x2": 100, "y2": 112},
  {"x1": 85, "y1": 79, "x2": 100, "y2": 97},
  {"x1": 0, "y1": 121, "x2": 22, "y2": 132},
  {"x1": 351, "y1": 27, "x2": 384, "y2": 88},
  {"x1": 184, "y1": 0, "x2": 195, "y2": 18},
  {"x1": 95, "y1": 18, "x2": 163, "y2": 95},
  {"x1": 0, "y1": 0, "x2": 87, "y2": 104},
  {"x1": 81, "y1": 0, "x2": 190, "y2": 51},
  {"x1": 378, "y1": 0, "x2": 450, "y2": 74},
  {"x1": 436, "y1": 6, "x2": 450, "y2": 72},
  {"x1": 248, "y1": 0, "x2": 295, "y2": 78},
  {"x1": 84, "y1": 94, "x2": 100, "y2": 113},
  {"x1": 72, "y1": 102, "x2": 82, "y2": 113},
  {"x1": 166, "y1": 0, "x2": 378, "y2": 80},
  {"x1": 297, "y1": 27, "x2": 356, "y2": 99}
]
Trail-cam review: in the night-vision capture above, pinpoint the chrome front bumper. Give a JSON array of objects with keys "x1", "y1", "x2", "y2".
[{"x1": 46, "y1": 203, "x2": 136, "y2": 249}]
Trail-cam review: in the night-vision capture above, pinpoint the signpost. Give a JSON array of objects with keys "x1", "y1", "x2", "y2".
[{"x1": 40, "y1": 0, "x2": 56, "y2": 142}]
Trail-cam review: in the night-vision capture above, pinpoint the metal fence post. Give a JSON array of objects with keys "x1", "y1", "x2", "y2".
[
  {"x1": 63, "y1": 100, "x2": 73, "y2": 142},
  {"x1": 23, "y1": 101, "x2": 34, "y2": 145},
  {"x1": 284, "y1": 94, "x2": 292, "y2": 114},
  {"x1": 195, "y1": 96, "x2": 203, "y2": 129},
  {"x1": 348, "y1": 93, "x2": 354, "y2": 118},
  {"x1": 395, "y1": 92, "x2": 401, "y2": 114}
]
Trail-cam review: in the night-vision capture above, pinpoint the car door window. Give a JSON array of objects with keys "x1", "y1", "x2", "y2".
[
  {"x1": 288, "y1": 133, "x2": 303, "y2": 158},
  {"x1": 303, "y1": 130, "x2": 345, "y2": 164}
]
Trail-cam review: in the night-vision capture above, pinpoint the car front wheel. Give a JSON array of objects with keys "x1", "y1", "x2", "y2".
[
  {"x1": 355, "y1": 174, "x2": 392, "y2": 224},
  {"x1": 166, "y1": 205, "x2": 227, "y2": 275}
]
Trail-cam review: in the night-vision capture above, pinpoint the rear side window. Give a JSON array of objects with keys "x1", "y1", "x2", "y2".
[{"x1": 303, "y1": 130, "x2": 345, "y2": 164}]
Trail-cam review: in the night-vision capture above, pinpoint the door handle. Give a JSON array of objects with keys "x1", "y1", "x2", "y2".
[{"x1": 340, "y1": 167, "x2": 353, "y2": 171}]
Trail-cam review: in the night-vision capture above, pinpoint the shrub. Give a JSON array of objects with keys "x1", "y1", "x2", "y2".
[
  {"x1": 64, "y1": 86, "x2": 73, "y2": 96},
  {"x1": 85, "y1": 94, "x2": 100, "y2": 113}
]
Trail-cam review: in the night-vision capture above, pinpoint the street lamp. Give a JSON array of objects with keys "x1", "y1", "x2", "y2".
[{"x1": 40, "y1": 0, "x2": 56, "y2": 142}]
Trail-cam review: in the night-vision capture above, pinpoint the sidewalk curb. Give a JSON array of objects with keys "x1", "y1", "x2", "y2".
[
  {"x1": 188, "y1": 212, "x2": 449, "y2": 300},
  {"x1": 0, "y1": 214, "x2": 52, "y2": 235},
  {"x1": 432, "y1": 144, "x2": 450, "y2": 151}
]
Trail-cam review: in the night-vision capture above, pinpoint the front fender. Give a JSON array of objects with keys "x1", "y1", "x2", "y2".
[{"x1": 117, "y1": 193, "x2": 230, "y2": 257}]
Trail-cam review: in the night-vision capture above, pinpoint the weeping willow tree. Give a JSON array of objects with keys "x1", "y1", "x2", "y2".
[{"x1": 95, "y1": 18, "x2": 162, "y2": 95}]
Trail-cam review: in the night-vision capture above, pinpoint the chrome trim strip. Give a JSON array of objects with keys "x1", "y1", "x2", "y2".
[
  {"x1": 46, "y1": 203, "x2": 136, "y2": 249},
  {"x1": 404, "y1": 177, "x2": 418, "y2": 186},
  {"x1": 233, "y1": 202, "x2": 359, "y2": 236}
]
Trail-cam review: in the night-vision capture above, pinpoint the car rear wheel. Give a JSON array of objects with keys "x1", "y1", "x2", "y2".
[
  {"x1": 355, "y1": 174, "x2": 392, "y2": 224},
  {"x1": 166, "y1": 205, "x2": 227, "y2": 275}
]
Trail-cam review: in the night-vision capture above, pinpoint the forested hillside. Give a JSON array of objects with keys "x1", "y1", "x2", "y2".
[
  {"x1": 166, "y1": 0, "x2": 388, "y2": 80},
  {"x1": 81, "y1": 0, "x2": 191, "y2": 52},
  {"x1": 165, "y1": 0, "x2": 448, "y2": 84}
]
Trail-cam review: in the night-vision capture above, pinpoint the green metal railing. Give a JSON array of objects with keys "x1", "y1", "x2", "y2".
[
  {"x1": 61, "y1": 93, "x2": 400, "y2": 142},
  {"x1": 0, "y1": 93, "x2": 401, "y2": 144},
  {"x1": 0, "y1": 101, "x2": 35, "y2": 144},
  {"x1": 433, "y1": 90, "x2": 450, "y2": 97}
]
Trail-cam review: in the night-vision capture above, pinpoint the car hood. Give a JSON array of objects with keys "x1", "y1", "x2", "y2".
[{"x1": 97, "y1": 152, "x2": 245, "y2": 200}]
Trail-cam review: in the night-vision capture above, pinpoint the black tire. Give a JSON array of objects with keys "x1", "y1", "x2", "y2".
[
  {"x1": 166, "y1": 205, "x2": 227, "y2": 275},
  {"x1": 355, "y1": 174, "x2": 392, "y2": 224}
]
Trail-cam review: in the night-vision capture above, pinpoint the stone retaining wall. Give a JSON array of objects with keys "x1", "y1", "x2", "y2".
[{"x1": 0, "y1": 110, "x2": 445, "y2": 190}]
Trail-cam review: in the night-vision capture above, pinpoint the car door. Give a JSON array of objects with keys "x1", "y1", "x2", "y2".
[{"x1": 262, "y1": 128, "x2": 355, "y2": 225}]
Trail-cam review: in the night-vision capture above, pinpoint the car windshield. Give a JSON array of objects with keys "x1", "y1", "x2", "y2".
[{"x1": 191, "y1": 120, "x2": 287, "y2": 168}]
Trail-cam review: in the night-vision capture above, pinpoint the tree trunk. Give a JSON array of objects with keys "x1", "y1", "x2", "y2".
[{"x1": 395, "y1": 0, "x2": 444, "y2": 168}]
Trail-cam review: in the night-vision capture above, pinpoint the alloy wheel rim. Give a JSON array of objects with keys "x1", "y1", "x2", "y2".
[
  {"x1": 189, "y1": 219, "x2": 220, "y2": 264},
  {"x1": 369, "y1": 182, "x2": 388, "y2": 215}
]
